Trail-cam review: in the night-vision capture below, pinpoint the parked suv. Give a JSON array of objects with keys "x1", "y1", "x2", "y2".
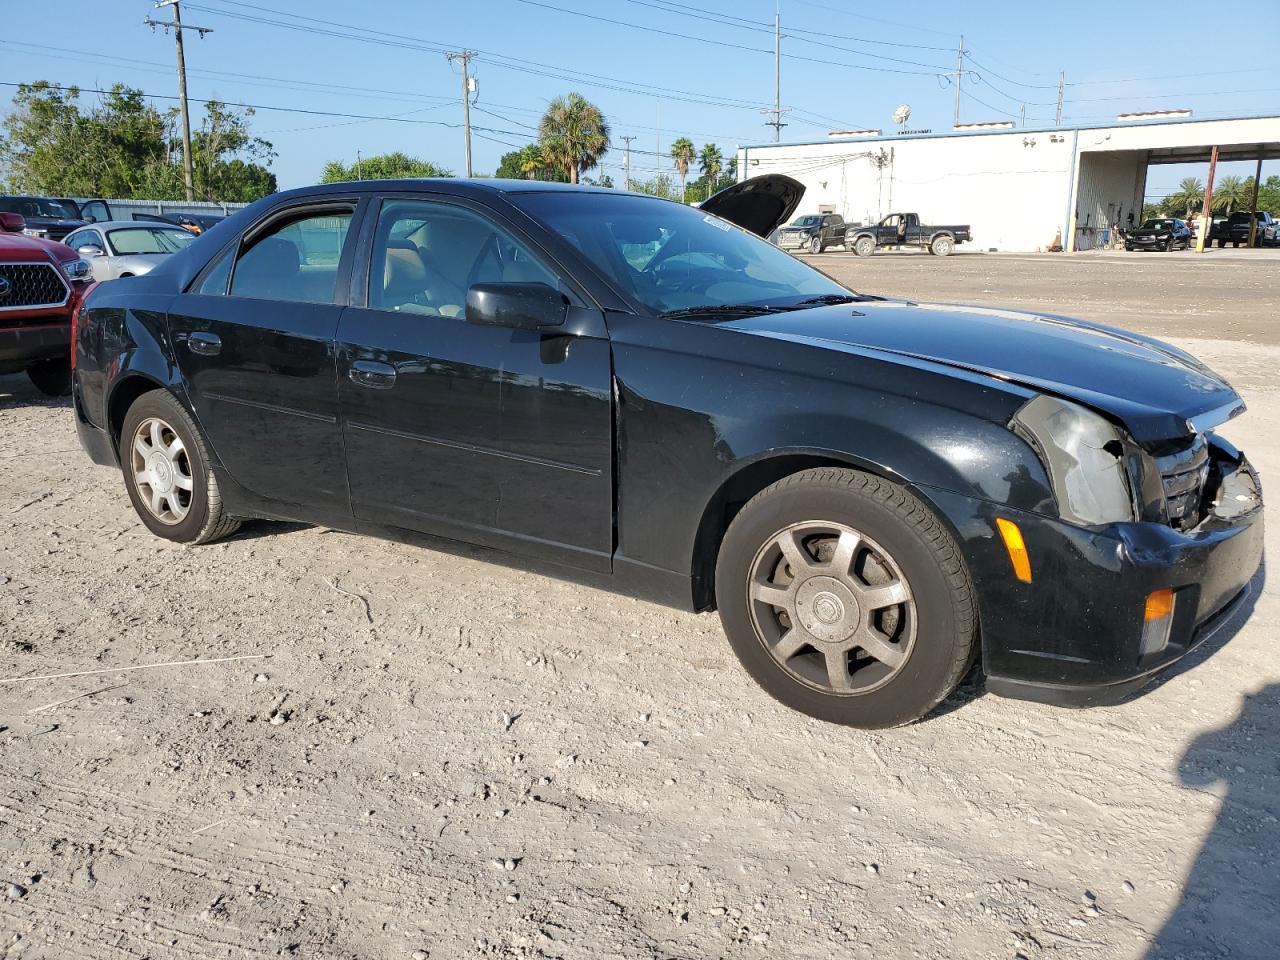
[
  {"x1": 0, "y1": 212, "x2": 94, "y2": 395},
  {"x1": 0, "y1": 196, "x2": 88, "y2": 242},
  {"x1": 774, "y1": 214, "x2": 850, "y2": 253}
]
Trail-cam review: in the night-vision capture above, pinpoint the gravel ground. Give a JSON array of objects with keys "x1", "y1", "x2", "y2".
[{"x1": 1, "y1": 256, "x2": 1277, "y2": 959}]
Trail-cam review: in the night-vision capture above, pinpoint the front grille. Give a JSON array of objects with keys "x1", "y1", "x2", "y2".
[
  {"x1": 1156, "y1": 435, "x2": 1210, "y2": 530},
  {"x1": 0, "y1": 261, "x2": 70, "y2": 312}
]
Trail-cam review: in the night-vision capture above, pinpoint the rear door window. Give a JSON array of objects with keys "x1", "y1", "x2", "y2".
[{"x1": 229, "y1": 209, "x2": 354, "y2": 304}]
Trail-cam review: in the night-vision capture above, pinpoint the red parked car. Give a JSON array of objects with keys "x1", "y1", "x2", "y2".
[{"x1": 0, "y1": 211, "x2": 94, "y2": 395}]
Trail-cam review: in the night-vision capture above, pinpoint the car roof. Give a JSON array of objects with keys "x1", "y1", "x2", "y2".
[
  {"x1": 86, "y1": 220, "x2": 195, "y2": 230},
  {"x1": 271, "y1": 178, "x2": 630, "y2": 202}
]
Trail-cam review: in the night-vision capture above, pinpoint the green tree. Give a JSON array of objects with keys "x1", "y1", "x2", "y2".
[
  {"x1": 1164, "y1": 177, "x2": 1204, "y2": 218},
  {"x1": 698, "y1": 143, "x2": 723, "y2": 198},
  {"x1": 320, "y1": 152, "x2": 451, "y2": 182},
  {"x1": 0, "y1": 81, "x2": 275, "y2": 201},
  {"x1": 537, "y1": 93, "x2": 610, "y2": 184},
  {"x1": 670, "y1": 137, "x2": 695, "y2": 201},
  {"x1": 1258, "y1": 175, "x2": 1280, "y2": 215},
  {"x1": 1211, "y1": 175, "x2": 1251, "y2": 214}
]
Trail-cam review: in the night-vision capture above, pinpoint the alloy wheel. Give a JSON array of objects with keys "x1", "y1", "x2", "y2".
[
  {"x1": 129, "y1": 416, "x2": 194, "y2": 525},
  {"x1": 747, "y1": 521, "x2": 916, "y2": 695}
]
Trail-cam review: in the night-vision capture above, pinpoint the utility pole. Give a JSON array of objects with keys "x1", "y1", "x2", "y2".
[
  {"x1": 621, "y1": 135, "x2": 635, "y2": 191},
  {"x1": 952, "y1": 35, "x2": 965, "y2": 127},
  {"x1": 1055, "y1": 71, "x2": 1065, "y2": 126},
  {"x1": 145, "y1": 0, "x2": 212, "y2": 202},
  {"x1": 1195, "y1": 144, "x2": 1219, "y2": 254},
  {"x1": 1019, "y1": 104, "x2": 1026, "y2": 128},
  {"x1": 762, "y1": 5, "x2": 790, "y2": 140},
  {"x1": 446, "y1": 50, "x2": 477, "y2": 178},
  {"x1": 356, "y1": 149, "x2": 363, "y2": 181},
  {"x1": 1248, "y1": 151, "x2": 1263, "y2": 247}
]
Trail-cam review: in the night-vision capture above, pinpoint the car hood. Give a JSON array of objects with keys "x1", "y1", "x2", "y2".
[
  {"x1": 720, "y1": 301, "x2": 1242, "y2": 445},
  {"x1": 1131, "y1": 227, "x2": 1172, "y2": 238},
  {"x1": 0, "y1": 232, "x2": 67, "y2": 262},
  {"x1": 700, "y1": 174, "x2": 805, "y2": 237}
]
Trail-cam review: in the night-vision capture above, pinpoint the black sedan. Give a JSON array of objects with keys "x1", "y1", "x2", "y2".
[
  {"x1": 70, "y1": 175, "x2": 1263, "y2": 728},
  {"x1": 1126, "y1": 217, "x2": 1192, "y2": 251}
]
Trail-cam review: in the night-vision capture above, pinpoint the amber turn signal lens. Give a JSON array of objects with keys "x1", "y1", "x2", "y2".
[
  {"x1": 995, "y1": 518, "x2": 1032, "y2": 583},
  {"x1": 1144, "y1": 588, "x2": 1175, "y2": 622}
]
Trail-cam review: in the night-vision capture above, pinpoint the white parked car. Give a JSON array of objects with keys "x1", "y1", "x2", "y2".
[{"x1": 62, "y1": 221, "x2": 196, "y2": 281}]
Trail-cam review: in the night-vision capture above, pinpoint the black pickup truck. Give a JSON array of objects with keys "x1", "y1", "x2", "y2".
[{"x1": 847, "y1": 213, "x2": 971, "y2": 257}]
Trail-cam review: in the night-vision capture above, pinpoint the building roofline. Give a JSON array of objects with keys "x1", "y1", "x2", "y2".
[{"x1": 735, "y1": 112, "x2": 1280, "y2": 151}]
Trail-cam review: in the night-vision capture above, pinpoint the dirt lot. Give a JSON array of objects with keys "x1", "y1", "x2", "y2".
[{"x1": 2, "y1": 254, "x2": 1277, "y2": 960}]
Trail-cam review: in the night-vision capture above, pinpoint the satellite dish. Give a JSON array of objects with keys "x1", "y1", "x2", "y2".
[{"x1": 893, "y1": 103, "x2": 911, "y2": 128}]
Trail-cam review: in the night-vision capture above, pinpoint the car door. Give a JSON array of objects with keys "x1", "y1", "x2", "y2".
[
  {"x1": 64, "y1": 228, "x2": 111, "y2": 281},
  {"x1": 166, "y1": 199, "x2": 364, "y2": 517},
  {"x1": 336, "y1": 193, "x2": 614, "y2": 573}
]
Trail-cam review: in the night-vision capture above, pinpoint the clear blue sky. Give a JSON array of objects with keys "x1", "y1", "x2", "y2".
[{"x1": 3, "y1": 0, "x2": 1278, "y2": 194}]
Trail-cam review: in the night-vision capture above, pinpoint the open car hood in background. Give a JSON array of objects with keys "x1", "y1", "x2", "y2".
[{"x1": 699, "y1": 174, "x2": 805, "y2": 238}]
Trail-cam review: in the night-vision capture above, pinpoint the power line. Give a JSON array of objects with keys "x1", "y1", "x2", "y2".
[
  {"x1": 186, "y1": 0, "x2": 771, "y2": 111},
  {"x1": 509, "y1": 0, "x2": 946, "y2": 77}
]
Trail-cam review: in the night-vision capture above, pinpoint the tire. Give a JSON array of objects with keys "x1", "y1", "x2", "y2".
[
  {"x1": 715, "y1": 468, "x2": 975, "y2": 728},
  {"x1": 853, "y1": 236, "x2": 876, "y2": 258},
  {"x1": 1161, "y1": 240, "x2": 1170, "y2": 252},
  {"x1": 809, "y1": 235, "x2": 823, "y2": 254},
  {"x1": 930, "y1": 235, "x2": 955, "y2": 257},
  {"x1": 118, "y1": 390, "x2": 240, "y2": 545},
  {"x1": 26, "y1": 357, "x2": 72, "y2": 397}
]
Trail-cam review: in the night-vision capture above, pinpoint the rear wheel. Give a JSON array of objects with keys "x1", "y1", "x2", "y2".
[
  {"x1": 715, "y1": 468, "x2": 975, "y2": 728},
  {"x1": 26, "y1": 357, "x2": 72, "y2": 397},
  {"x1": 930, "y1": 235, "x2": 955, "y2": 257},
  {"x1": 119, "y1": 390, "x2": 240, "y2": 544},
  {"x1": 853, "y1": 236, "x2": 876, "y2": 258}
]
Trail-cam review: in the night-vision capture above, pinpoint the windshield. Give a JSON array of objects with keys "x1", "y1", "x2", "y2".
[
  {"x1": 512, "y1": 192, "x2": 850, "y2": 316},
  {"x1": 0, "y1": 196, "x2": 80, "y2": 219},
  {"x1": 791, "y1": 216, "x2": 821, "y2": 227},
  {"x1": 106, "y1": 227, "x2": 196, "y2": 256},
  {"x1": 1140, "y1": 219, "x2": 1176, "y2": 230}
]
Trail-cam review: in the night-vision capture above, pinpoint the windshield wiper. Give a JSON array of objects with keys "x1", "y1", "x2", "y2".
[
  {"x1": 791, "y1": 293, "x2": 880, "y2": 305},
  {"x1": 658, "y1": 304, "x2": 789, "y2": 320}
]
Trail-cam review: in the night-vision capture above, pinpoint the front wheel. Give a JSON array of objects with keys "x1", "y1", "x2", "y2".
[
  {"x1": 119, "y1": 390, "x2": 240, "y2": 544},
  {"x1": 715, "y1": 468, "x2": 975, "y2": 728},
  {"x1": 853, "y1": 236, "x2": 876, "y2": 258},
  {"x1": 930, "y1": 235, "x2": 955, "y2": 257},
  {"x1": 26, "y1": 357, "x2": 72, "y2": 397},
  {"x1": 809, "y1": 235, "x2": 823, "y2": 254}
]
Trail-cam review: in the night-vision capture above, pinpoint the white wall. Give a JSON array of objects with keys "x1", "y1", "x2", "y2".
[{"x1": 739, "y1": 131, "x2": 1074, "y2": 252}]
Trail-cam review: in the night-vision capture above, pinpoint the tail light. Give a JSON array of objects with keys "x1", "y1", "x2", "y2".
[{"x1": 69, "y1": 281, "x2": 98, "y2": 371}]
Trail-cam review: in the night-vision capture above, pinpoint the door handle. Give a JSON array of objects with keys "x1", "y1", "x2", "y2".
[
  {"x1": 348, "y1": 359, "x2": 397, "y2": 390},
  {"x1": 188, "y1": 331, "x2": 221, "y2": 356}
]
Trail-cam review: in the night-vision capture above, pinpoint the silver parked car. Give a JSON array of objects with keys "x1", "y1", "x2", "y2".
[{"x1": 62, "y1": 221, "x2": 196, "y2": 281}]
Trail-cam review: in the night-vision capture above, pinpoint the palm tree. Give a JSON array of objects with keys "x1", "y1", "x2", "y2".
[
  {"x1": 516, "y1": 144, "x2": 545, "y2": 180},
  {"x1": 537, "y1": 93, "x2": 610, "y2": 184},
  {"x1": 1211, "y1": 176, "x2": 1251, "y2": 215},
  {"x1": 698, "y1": 143, "x2": 723, "y2": 198},
  {"x1": 670, "y1": 137, "x2": 695, "y2": 201},
  {"x1": 1166, "y1": 177, "x2": 1204, "y2": 218}
]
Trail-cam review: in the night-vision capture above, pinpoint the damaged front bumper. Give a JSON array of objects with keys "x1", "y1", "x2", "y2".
[{"x1": 930, "y1": 436, "x2": 1264, "y2": 707}]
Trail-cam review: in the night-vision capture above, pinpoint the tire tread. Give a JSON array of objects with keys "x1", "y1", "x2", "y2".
[{"x1": 730, "y1": 467, "x2": 975, "y2": 723}]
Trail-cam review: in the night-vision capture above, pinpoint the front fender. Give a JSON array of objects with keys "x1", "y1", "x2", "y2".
[{"x1": 610, "y1": 315, "x2": 1056, "y2": 581}]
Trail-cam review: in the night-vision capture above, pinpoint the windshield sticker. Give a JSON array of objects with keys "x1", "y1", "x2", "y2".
[{"x1": 703, "y1": 215, "x2": 732, "y2": 232}]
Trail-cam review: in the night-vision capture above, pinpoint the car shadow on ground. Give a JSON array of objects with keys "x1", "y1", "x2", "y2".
[
  {"x1": 1143, "y1": 678, "x2": 1280, "y2": 958},
  {"x1": 0, "y1": 373, "x2": 71, "y2": 411}
]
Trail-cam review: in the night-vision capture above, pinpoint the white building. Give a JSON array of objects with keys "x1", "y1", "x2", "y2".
[{"x1": 736, "y1": 114, "x2": 1280, "y2": 252}]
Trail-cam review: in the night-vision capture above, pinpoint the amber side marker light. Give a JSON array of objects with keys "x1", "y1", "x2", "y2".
[
  {"x1": 995, "y1": 518, "x2": 1032, "y2": 583},
  {"x1": 1141, "y1": 588, "x2": 1176, "y2": 655}
]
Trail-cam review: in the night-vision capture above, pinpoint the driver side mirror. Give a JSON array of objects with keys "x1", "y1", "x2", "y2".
[
  {"x1": 466, "y1": 282, "x2": 567, "y2": 331},
  {"x1": 77, "y1": 244, "x2": 106, "y2": 258}
]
